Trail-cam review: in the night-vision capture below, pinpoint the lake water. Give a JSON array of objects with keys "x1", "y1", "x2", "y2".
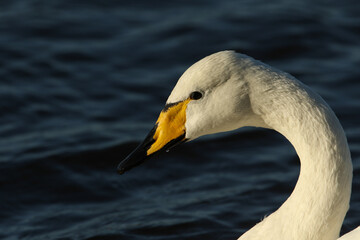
[{"x1": 0, "y1": 0, "x2": 359, "y2": 239}]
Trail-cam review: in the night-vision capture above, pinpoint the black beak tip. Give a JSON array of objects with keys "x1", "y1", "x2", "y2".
[
  {"x1": 117, "y1": 166, "x2": 126, "y2": 175},
  {"x1": 117, "y1": 151, "x2": 147, "y2": 175},
  {"x1": 117, "y1": 158, "x2": 135, "y2": 175}
]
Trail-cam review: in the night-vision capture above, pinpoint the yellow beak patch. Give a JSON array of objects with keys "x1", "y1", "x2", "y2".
[{"x1": 147, "y1": 98, "x2": 191, "y2": 156}]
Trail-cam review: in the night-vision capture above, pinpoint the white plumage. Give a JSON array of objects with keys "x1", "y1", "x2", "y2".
[{"x1": 165, "y1": 51, "x2": 358, "y2": 239}]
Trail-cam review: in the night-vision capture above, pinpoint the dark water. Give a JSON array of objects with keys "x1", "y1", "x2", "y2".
[{"x1": 1, "y1": 0, "x2": 359, "y2": 239}]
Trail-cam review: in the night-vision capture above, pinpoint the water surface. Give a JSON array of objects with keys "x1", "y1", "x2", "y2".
[{"x1": 1, "y1": 0, "x2": 359, "y2": 239}]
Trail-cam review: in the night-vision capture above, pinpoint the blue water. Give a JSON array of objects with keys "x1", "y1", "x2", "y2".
[{"x1": 1, "y1": 0, "x2": 359, "y2": 239}]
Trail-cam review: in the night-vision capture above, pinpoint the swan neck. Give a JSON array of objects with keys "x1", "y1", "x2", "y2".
[{"x1": 243, "y1": 64, "x2": 353, "y2": 240}]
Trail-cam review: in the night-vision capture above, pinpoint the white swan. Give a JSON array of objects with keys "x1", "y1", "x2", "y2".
[{"x1": 118, "y1": 51, "x2": 359, "y2": 240}]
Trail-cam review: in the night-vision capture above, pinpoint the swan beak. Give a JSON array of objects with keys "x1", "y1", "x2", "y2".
[{"x1": 117, "y1": 99, "x2": 191, "y2": 174}]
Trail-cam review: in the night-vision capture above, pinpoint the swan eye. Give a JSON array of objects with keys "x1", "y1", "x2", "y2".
[{"x1": 189, "y1": 91, "x2": 203, "y2": 100}]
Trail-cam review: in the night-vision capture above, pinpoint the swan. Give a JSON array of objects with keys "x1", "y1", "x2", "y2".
[{"x1": 117, "y1": 51, "x2": 359, "y2": 240}]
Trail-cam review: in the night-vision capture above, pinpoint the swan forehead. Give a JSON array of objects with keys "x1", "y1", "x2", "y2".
[{"x1": 166, "y1": 51, "x2": 246, "y2": 103}]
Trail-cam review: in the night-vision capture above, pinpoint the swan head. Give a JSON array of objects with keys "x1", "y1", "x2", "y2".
[{"x1": 118, "y1": 51, "x2": 266, "y2": 174}]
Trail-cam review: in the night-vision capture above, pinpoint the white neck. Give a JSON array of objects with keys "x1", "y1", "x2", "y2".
[{"x1": 239, "y1": 63, "x2": 353, "y2": 240}]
